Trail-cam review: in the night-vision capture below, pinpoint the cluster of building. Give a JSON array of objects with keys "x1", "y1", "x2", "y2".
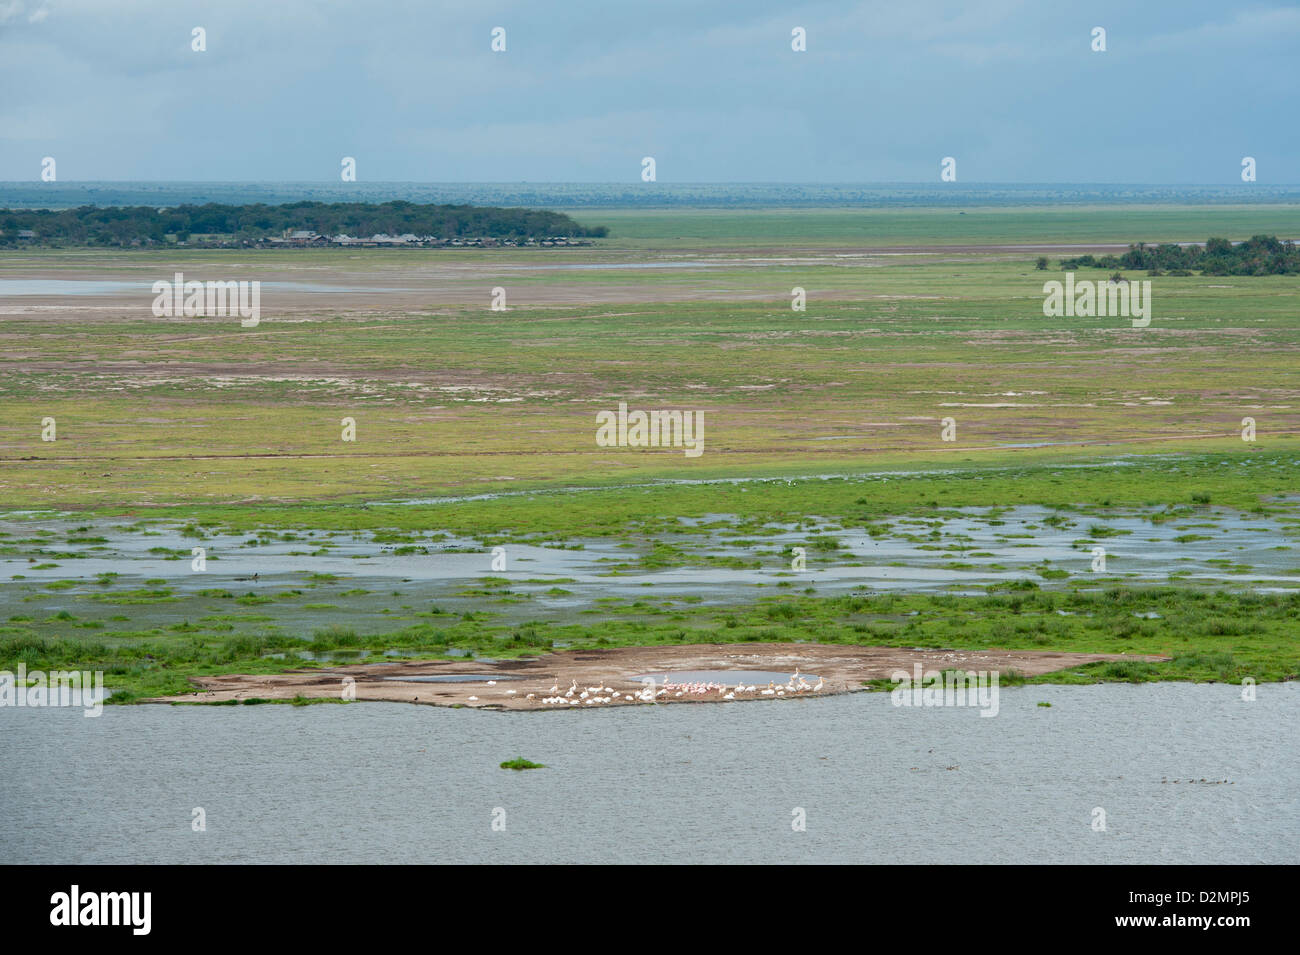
[
  {"x1": 0, "y1": 228, "x2": 593, "y2": 249},
  {"x1": 267, "y1": 230, "x2": 591, "y2": 248}
]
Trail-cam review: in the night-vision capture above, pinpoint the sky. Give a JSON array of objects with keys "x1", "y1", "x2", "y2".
[{"x1": 1, "y1": 0, "x2": 1297, "y2": 183}]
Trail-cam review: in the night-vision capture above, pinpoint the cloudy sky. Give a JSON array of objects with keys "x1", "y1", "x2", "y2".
[{"x1": 2, "y1": 0, "x2": 1297, "y2": 182}]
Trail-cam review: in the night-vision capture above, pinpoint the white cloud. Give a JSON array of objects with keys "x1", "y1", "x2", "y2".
[
  {"x1": 0, "y1": 1, "x2": 26, "y2": 26},
  {"x1": 1141, "y1": 6, "x2": 1300, "y2": 53}
]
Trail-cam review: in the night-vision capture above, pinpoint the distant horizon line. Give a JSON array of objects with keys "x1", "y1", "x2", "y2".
[{"x1": 4, "y1": 180, "x2": 1300, "y2": 188}]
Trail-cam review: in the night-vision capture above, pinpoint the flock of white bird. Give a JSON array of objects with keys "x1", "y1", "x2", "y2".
[{"x1": 473, "y1": 669, "x2": 827, "y2": 706}]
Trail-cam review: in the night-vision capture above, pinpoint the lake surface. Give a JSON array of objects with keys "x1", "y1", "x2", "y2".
[{"x1": 2, "y1": 682, "x2": 1293, "y2": 864}]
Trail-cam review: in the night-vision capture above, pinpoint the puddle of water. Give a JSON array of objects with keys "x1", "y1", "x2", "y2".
[
  {"x1": 997, "y1": 441, "x2": 1072, "y2": 449},
  {"x1": 0, "y1": 280, "x2": 150, "y2": 296},
  {"x1": 635, "y1": 670, "x2": 818, "y2": 685},
  {"x1": 493, "y1": 261, "x2": 728, "y2": 272},
  {"x1": 380, "y1": 674, "x2": 523, "y2": 683},
  {"x1": 0, "y1": 279, "x2": 410, "y2": 297}
]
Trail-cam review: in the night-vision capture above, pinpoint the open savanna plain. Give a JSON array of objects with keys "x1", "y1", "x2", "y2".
[{"x1": 1, "y1": 204, "x2": 1298, "y2": 702}]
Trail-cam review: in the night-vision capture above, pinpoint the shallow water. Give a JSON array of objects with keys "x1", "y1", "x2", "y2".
[
  {"x1": 2, "y1": 504, "x2": 1292, "y2": 603},
  {"x1": 0, "y1": 279, "x2": 402, "y2": 296},
  {"x1": 381, "y1": 674, "x2": 524, "y2": 683},
  {"x1": 1, "y1": 503, "x2": 1294, "y2": 642},
  {"x1": 636, "y1": 670, "x2": 818, "y2": 685},
  {"x1": 1, "y1": 683, "x2": 1293, "y2": 864},
  {"x1": 493, "y1": 261, "x2": 729, "y2": 271}
]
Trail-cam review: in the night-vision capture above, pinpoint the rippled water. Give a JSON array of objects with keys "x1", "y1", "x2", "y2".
[{"x1": 2, "y1": 683, "x2": 1293, "y2": 864}]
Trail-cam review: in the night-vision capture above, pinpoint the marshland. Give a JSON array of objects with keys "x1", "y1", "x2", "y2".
[{"x1": 2, "y1": 191, "x2": 1297, "y2": 863}]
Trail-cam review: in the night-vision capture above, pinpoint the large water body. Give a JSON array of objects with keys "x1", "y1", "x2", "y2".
[
  {"x1": 4, "y1": 182, "x2": 1299, "y2": 210},
  {"x1": 2, "y1": 683, "x2": 1294, "y2": 864}
]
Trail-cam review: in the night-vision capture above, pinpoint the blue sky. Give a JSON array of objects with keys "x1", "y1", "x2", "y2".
[{"x1": 2, "y1": 0, "x2": 1297, "y2": 182}]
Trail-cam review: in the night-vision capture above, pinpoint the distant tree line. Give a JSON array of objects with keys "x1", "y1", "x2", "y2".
[
  {"x1": 0, "y1": 200, "x2": 608, "y2": 247},
  {"x1": 1056, "y1": 236, "x2": 1300, "y2": 276}
]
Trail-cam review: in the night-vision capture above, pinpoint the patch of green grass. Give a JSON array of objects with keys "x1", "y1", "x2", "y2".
[{"x1": 500, "y1": 757, "x2": 545, "y2": 771}]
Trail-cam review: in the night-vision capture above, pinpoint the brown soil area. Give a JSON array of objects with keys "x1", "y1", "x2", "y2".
[{"x1": 152, "y1": 643, "x2": 1168, "y2": 710}]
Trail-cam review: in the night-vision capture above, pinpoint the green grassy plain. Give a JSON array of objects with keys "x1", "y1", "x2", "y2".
[
  {"x1": 577, "y1": 204, "x2": 1300, "y2": 247},
  {"x1": 2, "y1": 257, "x2": 1296, "y2": 505}
]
